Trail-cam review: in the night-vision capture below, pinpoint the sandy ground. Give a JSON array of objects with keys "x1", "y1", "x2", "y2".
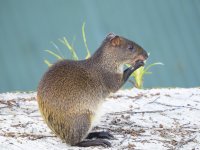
[{"x1": 0, "y1": 88, "x2": 200, "y2": 150}]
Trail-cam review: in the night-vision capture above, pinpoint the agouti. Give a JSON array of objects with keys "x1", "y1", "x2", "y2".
[{"x1": 37, "y1": 33, "x2": 148, "y2": 147}]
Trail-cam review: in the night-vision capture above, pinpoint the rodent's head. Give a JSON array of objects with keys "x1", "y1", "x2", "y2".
[{"x1": 103, "y1": 33, "x2": 148, "y2": 66}]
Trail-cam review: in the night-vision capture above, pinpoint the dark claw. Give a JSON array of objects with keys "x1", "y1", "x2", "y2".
[
  {"x1": 132, "y1": 60, "x2": 144, "y2": 70},
  {"x1": 75, "y1": 139, "x2": 111, "y2": 147},
  {"x1": 86, "y1": 131, "x2": 115, "y2": 140}
]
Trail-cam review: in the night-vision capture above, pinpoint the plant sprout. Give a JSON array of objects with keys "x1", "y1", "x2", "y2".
[
  {"x1": 130, "y1": 60, "x2": 164, "y2": 89},
  {"x1": 44, "y1": 22, "x2": 90, "y2": 66}
]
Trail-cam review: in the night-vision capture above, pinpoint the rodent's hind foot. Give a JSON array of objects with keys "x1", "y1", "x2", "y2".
[
  {"x1": 86, "y1": 131, "x2": 115, "y2": 140},
  {"x1": 75, "y1": 139, "x2": 111, "y2": 147}
]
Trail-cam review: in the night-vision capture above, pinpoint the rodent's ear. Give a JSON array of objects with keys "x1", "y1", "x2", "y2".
[
  {"x1": 106, "y1": 33, "x2": 116, "y2": 39},
  {"x1": 110, "y1": 35, "x2": 121, "y2": 47},
  {"x1": 105, "y1": 33, "x2": 121, "y2": 46}
]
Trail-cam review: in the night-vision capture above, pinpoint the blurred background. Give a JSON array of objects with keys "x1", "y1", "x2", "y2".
[{"x1": 0, "y1": 0, "x2": 200, "y2": 92}]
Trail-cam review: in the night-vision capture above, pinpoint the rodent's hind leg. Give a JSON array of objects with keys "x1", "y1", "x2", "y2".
[
  {"x1": 65, "y1": 112, "x2": 93, "y2": 146},
  {"x1": 86, "y1": 131, "x2": 115, "y2": 139},
  {"x1": 75, "y1": 139, "x2": 111, "y2": 147}
]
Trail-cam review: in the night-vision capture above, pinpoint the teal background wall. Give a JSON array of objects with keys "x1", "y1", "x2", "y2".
[{"x1": 0, "y1": 0, "x2": 200, "y2": 92}]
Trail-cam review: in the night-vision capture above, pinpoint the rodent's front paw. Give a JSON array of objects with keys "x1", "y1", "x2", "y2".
[{"x1": 132, "y1": 60, "x2": 144, "y2": 69}]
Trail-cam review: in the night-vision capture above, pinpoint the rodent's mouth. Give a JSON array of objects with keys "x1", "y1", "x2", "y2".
[{"x1": 130, "y1": 55, "x2": 147, "y2": 66}]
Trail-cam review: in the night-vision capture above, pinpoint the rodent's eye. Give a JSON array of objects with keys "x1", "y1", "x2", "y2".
[{"x1": 128, "y1": 45, "x2": 134, "y2": 51}]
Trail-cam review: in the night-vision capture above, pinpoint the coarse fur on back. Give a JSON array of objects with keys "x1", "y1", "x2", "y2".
[{"x1": 37, "y1": 33, "x2": 148, "y2": 147}]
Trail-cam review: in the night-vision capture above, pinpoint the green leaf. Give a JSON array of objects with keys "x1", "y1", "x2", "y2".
[
  {"x1": 144, "y1": 71, "x2": 152, "y2": 75},
  {"x1": 144, "y1": 62, "x2": 164, "y2": 72},
  {"x1": 44, "y1": 59, "x2": 52, "y2": 67},
  {"x1": 50, "y1": 41, "x2": 64, "y2": 58},
  {"x1": 130, "y1": 61, "x2": 163, "y2": 89},
  {"x1": 82, "y1": 22, "x2": 91, "y2": 59},
  {"x1": 60, "y1": 37, "x2": 79, "y2": 60},
  {"x1": 45, "y1": 50, "x2": 64, "y2": 60}
]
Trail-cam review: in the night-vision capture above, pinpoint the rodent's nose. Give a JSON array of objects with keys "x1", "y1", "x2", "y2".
[{"x1": 143, "y1": 50, "x2": 148, "y2": 59}]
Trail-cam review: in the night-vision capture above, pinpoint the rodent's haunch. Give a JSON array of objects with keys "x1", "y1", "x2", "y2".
[{"x1": 37, "y1": 33, "x2": 148, "y2": 147}]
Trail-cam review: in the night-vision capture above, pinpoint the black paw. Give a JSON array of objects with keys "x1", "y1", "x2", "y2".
[
  {"x1": 132, "y1": 60, "x2": 144, "y2": 70},
  {"x1": 86, "y1": 131, "x2": 115, "y2": 140},
  {"x1": 75, "y1": 139, "x2": 111, "y2": 147}
]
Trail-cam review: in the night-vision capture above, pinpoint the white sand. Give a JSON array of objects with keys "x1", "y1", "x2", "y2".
[{"x1": 0, "y1": 88, "x2": 200, "y2": 150}]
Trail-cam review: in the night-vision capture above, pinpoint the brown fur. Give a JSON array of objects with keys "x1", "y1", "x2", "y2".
[{"x1": 37, "y1": 33, "x2": 147, "y2": 145}]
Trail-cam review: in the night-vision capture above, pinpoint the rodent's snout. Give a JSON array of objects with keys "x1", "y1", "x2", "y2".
[{"x1": 142, "y1": 50, "x2": 148, "y2": 60}]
